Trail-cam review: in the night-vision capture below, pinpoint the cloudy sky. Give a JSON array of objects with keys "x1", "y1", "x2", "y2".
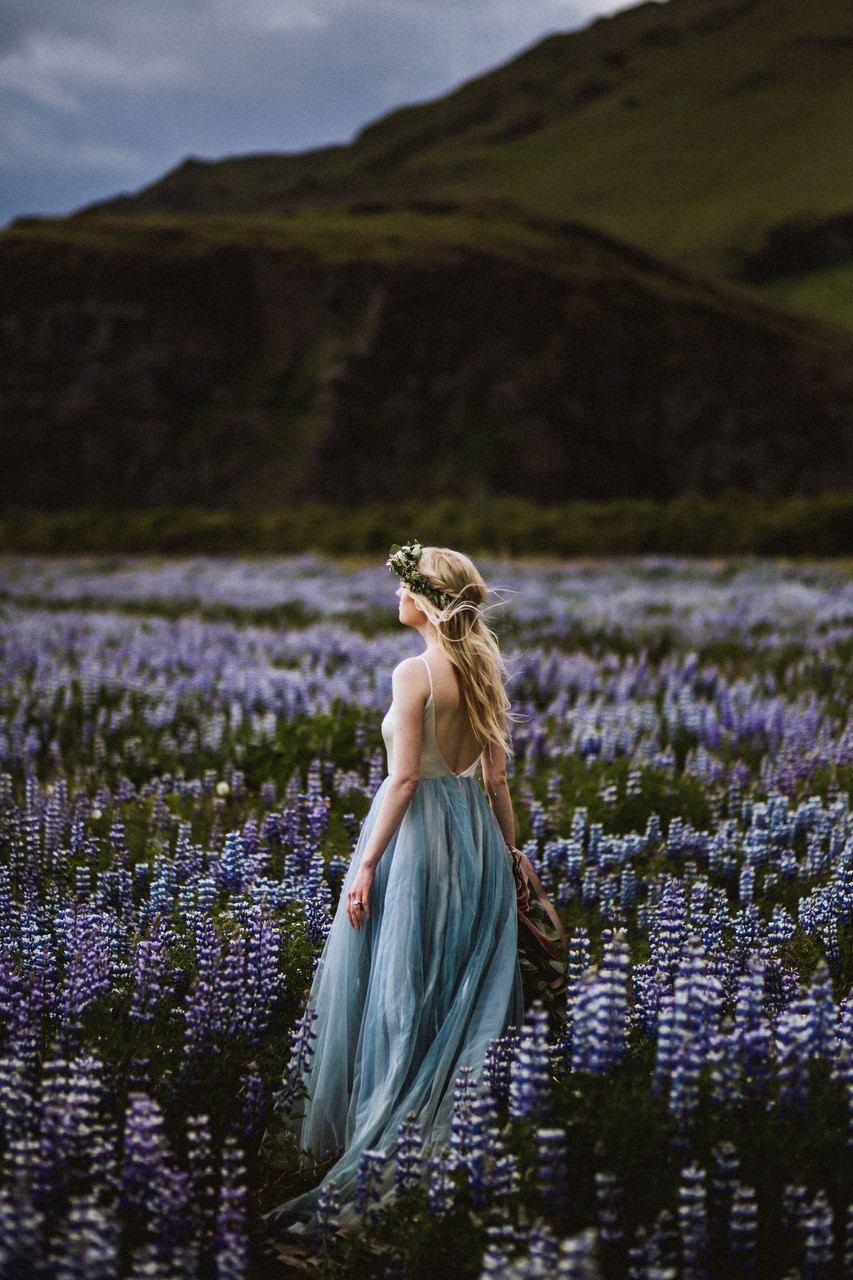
[{"x1": 0, "y1": 0, "x2": 635, "y2": 226}]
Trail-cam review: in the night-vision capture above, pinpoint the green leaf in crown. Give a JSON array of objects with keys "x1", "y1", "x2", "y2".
[{"x1": 386, "y1": 540, "x2": 452, "y2": 609}]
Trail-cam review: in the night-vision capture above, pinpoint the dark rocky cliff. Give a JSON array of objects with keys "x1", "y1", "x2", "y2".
[{"x1": 2, "y1": 217, "x2": 853, "y2": 508}]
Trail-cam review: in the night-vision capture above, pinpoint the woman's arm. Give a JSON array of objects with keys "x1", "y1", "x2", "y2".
[
  {"x1": 481, "y1": 737, "x2": 516, "y2": 850},
  {"x1": 345, "y1": 657, "x2": 428, "y2": 931}
]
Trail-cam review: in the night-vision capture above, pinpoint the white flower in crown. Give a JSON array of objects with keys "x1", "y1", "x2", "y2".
[{"x1": 386, "y1": 541, "x2": 452, "y2": 609}]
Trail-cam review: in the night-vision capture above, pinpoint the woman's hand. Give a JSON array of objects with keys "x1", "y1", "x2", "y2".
[{"x1": 346, "y1": 860, "x2": 375, "y2": 931}]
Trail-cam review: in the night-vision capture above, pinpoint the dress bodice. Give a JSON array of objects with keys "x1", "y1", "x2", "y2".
[{"x1": 381, "y1": 654, "x2": 480, "y2": 779}]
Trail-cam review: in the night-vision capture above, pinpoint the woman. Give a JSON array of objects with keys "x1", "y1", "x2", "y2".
[{"x1": 263, "y1": 542, "x2": 524, "y2": 1234}]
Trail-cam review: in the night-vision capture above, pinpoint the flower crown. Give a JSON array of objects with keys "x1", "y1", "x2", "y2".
[{"x1": 387, "y1": 541, "x2": 452, "y2": 609}]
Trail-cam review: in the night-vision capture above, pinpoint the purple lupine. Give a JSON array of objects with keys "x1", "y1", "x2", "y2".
[
  {"x1": 594, "y1": 929, "x2": 631, "y2": 1072},
  {"x1": 448, "y1": 1069, "x2": 499, "y2": 1210},
  {"x1": 37, "y1": 1052, "x2": 116, "y2": 1213},
  {"x1": 394, "y1": 1112, "x2": 424, "y2": 1196},
  {"x1": 482, "y1": 1033, "x2": 520, "y2": 1109},
  {"x1": 229, "y1": 905, "x2": 287, "y2": 1044},
  {"x1": 555, "y1": 1227, "x2": 599, "y2": 1278},
  {"x1": 128, "y1": 918, "x2": 172, "y2": 1025},
  {"x1": 0, "y1": 1156, "x2": 45, "y2": 1274},
  {"x1": 595, "y1": 1170, "x2": 623, "y2": 1247},
  {"x1": 57, "y1": 905, "x2": 113, "y2": 1035},
  {"x1": 678, "y1": 1164, "x2": 707, "y2": 1280},
  {"x1": 186, "y1": 1113, "x2": 217, "y2": 1258},
  {"x1": 214, "y1": 1134, "x2": 248, "y2": 1280},
  {"x1": 479, "y1": 1243, "x2": 511, "y2": 1278},
  {"x1": 729, "y1": 1181, "x2": 758, "y2": 1264},
  {"x1": 569, "y1": 968, "x2": 602, "y2": 1076},
  {"x1": 355, "y1": 1148, "x2": 386, "y2": 1223},
  {"x1": 708, "y1": 1139, "x2": 740, "y2": 1247},
  {"x1": 732, "y1": 953, "x2": 774, "y2": 1095},
  {"x1": 653, "y1": 937, "x2": 722, "y2": 1107},
  {"x1": 559, "y1": 927, "x2": 593, "y2": 1058},
  {"x1": 180, "y1": 915, "x2": 226, "y2": 1064},
  {"x1": 524, "y1": 1223, "x2": 559, "y2": 1273},
  {"x1": 536, "y1": 1127, "x2": 568, "y2": 1213},
  {"x1": 802, "y1": 1189, "x2": 833, "y2": 1280},
  {"x1": 218, "y1": 831, "x2": 247, "y2": 894},
  {"x1": 509, "y1": 1003, "x2": 551, "y2": 1121},
  {"x1": 314, "y1": 1179, "x2": 341, "y2": 1249},
  {"x1": 121, "y1": 1092, "x2": 191, "y2": 1265},
  {"x1": 647, "y1": 877, "x2": 689, "y2": 986},
  {"x1": 272, "y1": 1003, "x2": 318, "y2": 1119},
  {"x1": 47, "y1": 1190, "x2": 120, "y2": 1280},
  {"x1": 426, "y1": 1144, "x2": 455, "y2": 1217}
]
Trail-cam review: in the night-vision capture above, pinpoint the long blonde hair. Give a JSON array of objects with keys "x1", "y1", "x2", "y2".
[{"x1": 409, "y1": 546, "x2": 512, "y2": 756}]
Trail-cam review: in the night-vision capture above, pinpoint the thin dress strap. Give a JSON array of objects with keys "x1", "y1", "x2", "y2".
[{"x1": 419, "y1": 652, "x2": 434, "y2": 700}]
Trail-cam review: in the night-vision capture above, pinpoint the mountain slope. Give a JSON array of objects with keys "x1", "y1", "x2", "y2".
[
  {"x1": 2, "y1": 206, "x2": 852, "y2": 509},
  {"x1": 80, "y1": 0, "x2": 853, "y2": 288}
]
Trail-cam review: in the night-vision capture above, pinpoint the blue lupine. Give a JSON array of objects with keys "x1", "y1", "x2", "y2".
[
  {"x1": 426, "y1": 1144, "x2": 456, "y2": 1217},
  {"x1": 524, "y1": 1222, "x2": 559, "y2": 1274},
  {"x1": 595, "y1": 1170, "x2": 623, "y2": 1246},
  {"x1": 480, "y1": 1243, "x2": 511, "y2": 1278},
  {"x1": 708, "y1": 1139, "x2": 740, "y2": 1243},
  {"x1": 449, "y1": 1069, "x2": 508, "y2": 1209},
  {"x1": 128, "y1": 920, "x2": 172, "y2": 1025},
  {"x1": 186, "y1": 1113, "x2": 217, "y2": 1254},
  {"x1": 272, "y1": 1003, "x2": 318, "y2": 1119},
  {"x1": 395, "y1": 1112, "x2": 424, "y2": 1195},
  {"x1": 536, "y1": 1127, "x2": 568, "y2": 1212},
  {"x1": 355, "y1": 1148, "x2": 385, "y2": 1223},
  {"x1": 1, "y1": 560, "x2": 853, "y2": 1277},
  {"x1": 483, "y1": 1032, "x2": 520, "y2": 1109},
  {"x1": 678, "y1": 1164, "x2": 707, "y2": 1280},
  {"x1": 803, "y1": 1189, "x2": 833, "y2": 1280},
  {"x1": 509, "y1": 1003, "x2": 551, "y2": 1120},
  {"x1": 314, "y1": 1179, "x2": 341, "y2": 1248},
  {"x1": 729, "y1": 1181, "x2": 758, "y2": 1262},
  {"x1": 49, "y1": 1189, "x2": 120, "y2": 1280},
  {"x1": 215, "y1": 1135, "x2": 248, "y2": 1280},
  {"x1": 555, "y1": 1227, "x2": 599, "y2": 1278}
]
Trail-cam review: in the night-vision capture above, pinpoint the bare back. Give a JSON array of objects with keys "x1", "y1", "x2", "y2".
[{"x1": 421, "y1": 649, "x2": 483, "y2": 776}]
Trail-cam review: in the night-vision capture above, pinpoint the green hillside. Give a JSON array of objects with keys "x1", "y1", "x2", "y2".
[
  {"x1": 4, "y1": 0, "x2": 853, "y2": 512},
  {"x1": 80, "y1": 0, "x2": 853, "y2": 311}
]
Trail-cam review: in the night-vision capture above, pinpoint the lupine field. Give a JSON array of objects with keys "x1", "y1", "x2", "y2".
[{"x1": 1, "y1": 554, "x2": 853, "y2": 1280}]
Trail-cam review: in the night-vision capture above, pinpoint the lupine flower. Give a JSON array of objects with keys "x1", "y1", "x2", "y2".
[
  {"x1": 314, "y1": 1179, "x2": 341, "y2": 1249},
  {"x1": 214, "y1": 1135, "x2": 248, "y2": 1280},
  {"x1": 536, "y1": 1127, "x2": 568, "y2": 1213},
  {"x1": 802, "y1": 1189, "x2": 833, "y2": 1280},
  {"x1": 555, "y1": 1227, "x2": 599, "y2": 1278},
  {"x1": 729, "y1": 1181, "x2": 758, "y2": 1262},
  {"x1": 482, "y1": 1033, "x2": 520, "y2": 1109},
  {"x1": 509, "y1": 1004, "x2": 551, "y2": 1121},
  {"x1": 427, "y1": 1144, "x2": 456, "y2": 1217},
  {"x1": 356, "y1": 1148, "x2": 386, "y2": 1223},
  {"x1": 394, "y1": 1112, "x2": 424, "y2": 1196},
  {"x1": 595, "y1": 1171, "x2": 623, "y2": 1246},
  {"x1": 678, "y1": 1164, "x2": 707, "y2": 1280},
  {"x1": 272, "y1": 1003, "x2": 318, "y2": 1119}
]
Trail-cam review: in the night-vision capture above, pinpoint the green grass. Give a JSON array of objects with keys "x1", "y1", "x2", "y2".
[
  {"x1": 762, "y1": 262, "x2": 853, "y2": 332},
  {"x1": 71, "y1": 0, "x2": 853, "y2": 303},
  {"x1": 3, "y1": 493, "x2": 853, "y2": 556}
]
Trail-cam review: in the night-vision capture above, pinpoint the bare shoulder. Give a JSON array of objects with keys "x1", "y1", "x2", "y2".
[{"x1": 391, "y1": 656, "x2": 430, "y2": 694}]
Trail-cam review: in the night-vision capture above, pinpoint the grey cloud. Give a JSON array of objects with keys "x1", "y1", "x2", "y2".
[{"x1": 0, "y1": 0, "x2": 633, "y2": 224}]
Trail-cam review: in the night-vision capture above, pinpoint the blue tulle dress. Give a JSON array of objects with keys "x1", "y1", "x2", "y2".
[{"x1": 263, "y1": 653, "x2": 524, "y2": 1234}]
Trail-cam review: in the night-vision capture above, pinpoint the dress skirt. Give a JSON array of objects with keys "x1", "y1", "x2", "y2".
[{"x1": 263, "y1": 772, "x2": 524, "y2": 1233}]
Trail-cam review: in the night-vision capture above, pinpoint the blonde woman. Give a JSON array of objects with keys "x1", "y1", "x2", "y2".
[{"x1": 264, "y1": 543, "x2": 524, "y2": 1234}]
